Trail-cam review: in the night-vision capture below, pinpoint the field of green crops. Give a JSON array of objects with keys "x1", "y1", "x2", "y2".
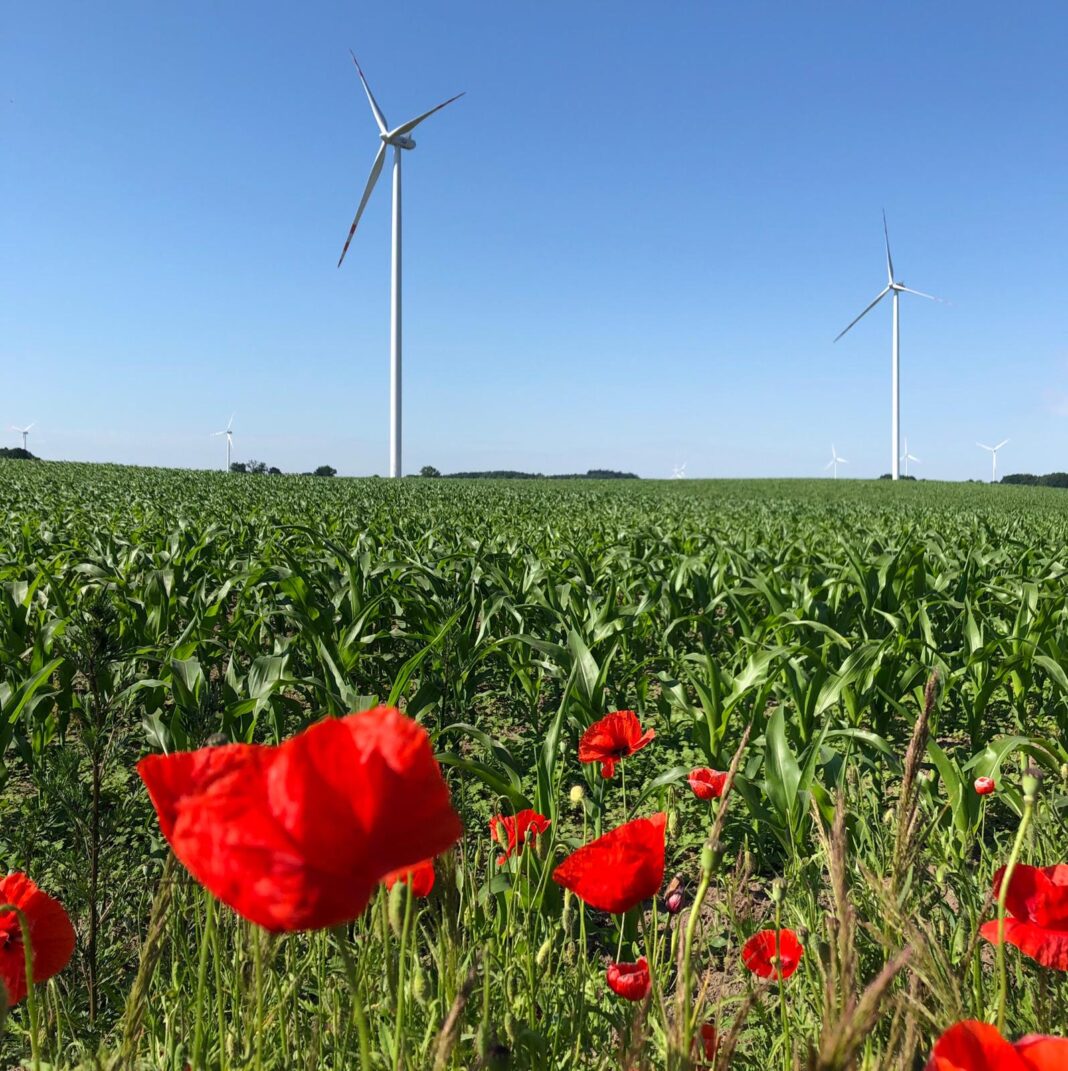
[{"x1": 2, "y1": 461, "x2": 1068, "y2": 1070}]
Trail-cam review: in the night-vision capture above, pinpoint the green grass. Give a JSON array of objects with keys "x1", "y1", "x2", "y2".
[{"x1": 2, "y1": 462, "x2": 1068, "y2": 1068}]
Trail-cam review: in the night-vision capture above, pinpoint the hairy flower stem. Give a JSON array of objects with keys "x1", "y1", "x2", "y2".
[
  {"x1": 621, "y1": 762, "x2": 629, "y2": 822},
  {"x1": 775, "y1": 901, "x2": 791, "y2": 1071},
  {"x1": 681, "y1": 850, "x2": 713, "y2": 1039},
  {"x1": 333, "y1": 926, "x2": 372, "y2": 1071},
  {"x1": 996, "y1": 792, "x2": 1035, "y2": 1034},
  {"x1": 394, "y1": 883, "x2": 416, "y2": 1071},
  {"x1": 253, "y1": 925, "x2": 264, "y2": 1071},
  {"x1": 0, "y1": 905, "x2": 39, "y2": 1071},
  {"x1": 191, "y1": 892, "x2": 215, "y2": 1068}
]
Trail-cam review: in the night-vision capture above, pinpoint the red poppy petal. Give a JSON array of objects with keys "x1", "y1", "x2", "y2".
[
  {"x1": 924, "y1": 1021, "x2": 1028, "y2": 1071},
  {"x1": 990, "y1": 865, "x2": 1068, "y2": 929},
  {"x1": 1015, "y1": 1035, "x2": 1068, "y2": 1071},
  {"x1": 979, "y1": 918, "x2": 1068, "y2": 971},
  {"x1": 741, "y1": 929, "x2": 803, "y2": 980},
  {"x1": 383, "y1": 859, "x2": 436, "y2": 898},
  {"x1": 605, "y1": 956, "x2": 650, "y2": 1000},
  {"x1": 552, "y1": 813, "x2": 666, "y2": 914},
  {"x1": 0, "y1": 874, "x2": 76, "y2": 1007}
]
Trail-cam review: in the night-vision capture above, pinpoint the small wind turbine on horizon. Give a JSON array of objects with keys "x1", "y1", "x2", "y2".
[
  {"x1": 901, "y1": 437, "x2": 920, "y2": 478},
  {"x1": 977, "y1": 439, "x2": 1009, "y2": 484},
  {"x1": 337, "y1": 54, "x2": 464, "y2": 479},
  {"x1": 212, "y1": 414, "x2": 234, "y2": 471},
  {"x1": 834, "y1": 212, "x2": 943, "y2": 481},
  {"x1": 825, "y1": 444, "x2": 848, "y2": 479},
  {"x1": 672, "y1": 463, "x2": 687, "y2": 480},
  {"x1": 10, "y1": 423, "x2": 34, "y2": 451}
]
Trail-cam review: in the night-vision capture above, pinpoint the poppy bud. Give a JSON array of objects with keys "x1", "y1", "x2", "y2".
[
  {"x1": 205, "y1": 732, "x2": 229, "y2": 747},
  {"x1": 974, "y1": 776, "x2": 996, "y2": 796},
  {"x1": 770, "y1": 877, "x2": 786, "y2": 904},
  {"x1": 1060, "y1": 763, "x2": 1068, "y2": 782},
  {"x1": 536, "y1": 937, "x2": 553, "y2": 967},
  {"x1": 667, "y1": 809, "x2": 678, "y2": 836},
  {"x1": 699, "y1": 845, "x2": 714, "y2": 875},
  {"x1": 504, "y1": 1011, "x2": 518, "y2": 1045},
  {"x1": 663, "y1": 875, "x2": 685, "y2": 914},
  {"x1": 412, "y1": 959, "x2": 428, "y2": 1006},
  {"x1": 1022, "y1": 767, "x2": 1042, "y2": 803},
  {"x1": 569, "y1": 784, "x2": 585, "y2": 807},
  {"x1": 561, "y1": 890, "x2": 573, "y2": 933},
  {"x1": 388, "y1": 880, "x2": 406, "y2": 937}
]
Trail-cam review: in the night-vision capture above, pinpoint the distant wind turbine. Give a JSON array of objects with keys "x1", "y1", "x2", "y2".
[
  {"x1": 10, "y1": 423, "x2": 34, "y2": 451},
  {"x1": 977, "y1": 439, "x2": 1009, "y2": 484},
  {"x1": 834, "y1": 212, "x2": 943, "y2": 481},
  {"x1": 212, "y1": 414, "x2": 234, "y2": 471},
  {"x1": 900, "y1": 437, "x2": 920, "y2": 478},
  {"x1": 825, "y1": 444, "x2": 848, "y2": 479},
  {"x1": 672, "y1": 463, "x2": 687, "y2": 480},
  {"x1": 337, "y1": 54, "x2": 464, "y2": 479}
]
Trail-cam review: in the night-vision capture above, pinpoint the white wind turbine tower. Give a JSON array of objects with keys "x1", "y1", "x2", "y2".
[
  {"x1": 825, "y1": 444, "x2": 848, "y2": 479},
  {"x1": 212, "y1": 414, "x2": 234, "y2": 471},
  {"x1": 337, "y1": 54, "x2": 464, "y2": 479},
  {"x1": 672, "y1": 463, "x2": 687, "y2": 479},
  {"x1": 977, "y1": 439, "x2": 1009, "y2": 484},
  {"x1": 11, "y1": 423, "x2": 34, "y2": 451},
  {"x1": 901, "y1": 437, "x2": 920, "y2": 477},
  {"x1": 834, "y1": 212, "x2": 943, "y2": 480}
]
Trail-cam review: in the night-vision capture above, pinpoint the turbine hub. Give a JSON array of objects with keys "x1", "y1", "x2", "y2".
[{"x1": 383, "y1": 134, "x2": 416, "y2": 150}]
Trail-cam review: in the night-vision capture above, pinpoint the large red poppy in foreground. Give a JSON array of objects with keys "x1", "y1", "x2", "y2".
[
  {"x1": 979, "y1": 864, "x2": 1068, "y2": 970},
  {"x1": 741, "y1": 928, "x2": 804, "y2": 980},
  {"x1": 925, "y1": 1020, "x2": 1068, "y2": 1070},
  {"x1": 489, "y1": 809, "x2": 551, "y2": 865},
  {"x1": 138, "y1": 707, "x2": 462, "y2": 932},
  {"x1": 552, "y1": 813, "x2": 666, "y2": 914},
  {"x1": 578, "y1": 711, "x2": 655, "y2": 779},
  {"x1": 606, "y1": 956, "x2": 650, "y2": 1000},
  {"x1": 0, "y1": 873, "x2": 76, "y2": 1006}
]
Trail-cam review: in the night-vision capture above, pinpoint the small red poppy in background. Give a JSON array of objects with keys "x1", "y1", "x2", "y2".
[
  {"x1": 552, "y1": 813, "x2": 666, "y2": 914},
  {"x1": 688, "y1": 767, "x2": 728, "y2": 800},
  {"x1": 489, "y1": 809, "x2": 551, "y2": 865},
  {"x1": 974, "y1": 776, "x2": 996, "y2": 796},
  {"x1": 382, "y1": 858, "x2": 436, "y2": 898},
  {"x1": 138, "y1": 707, "x2": 462, "y2": 932},
  {"x1": 578, "y1": 711, "x2": 655, "y2": 779},
  {"x1": 741, "y1": 928, "x2": 804, "y2": 980},
  {"x1": 0, "y1": 873, "x2": 76, "y2": 1006},
  {"x1": 925, "y1": 1019, "x2": 1068, "y2": 1070},
  {"x1": 699, "y1": 1023, "x2": 719, "y2": 1061},
  {"x1": 979, "y1": 863, "x2": 1068, "y2": 970},
  {"x1": 606, "y1": 956, "x2": 650, "y2": 1000}
]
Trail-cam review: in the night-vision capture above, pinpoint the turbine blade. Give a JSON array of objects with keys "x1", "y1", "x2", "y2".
[
  {"x1": 995, "y1": 439, "x2": 1009, "y2": 450},
  {"x1": 834, "y1": 287, "x2": 891, "y2": 342},
  {"x1": 825, "y1": 459, "x2": 835, "y2": 469},
  {"x1": 337, "y1": 141, "x2": 388, "y2": 268},
  {"x1": 883, "y1": 209, "x2": 895, "y2": 284},
  {"x1": 839, "y1": 458, "x2": 849, "y2": 464},
  {"x1": 387, "y1": 92, "x2": 465, "y2": 139},
  {"x1": 25, "y1": 423, "x2": 35, "y2": 432},
  {"x1": 899, "y1": 286, "x2": 943, "y2": 302},
  {"x1": 349, "y1": 52, "x2": 388, "y2": 134},
  {"x1": 227, "y1": 413, "x2": 234, "y2": 431},
  {"x1": 977, "y1": 443, "x2": 993, "y2": 451}
]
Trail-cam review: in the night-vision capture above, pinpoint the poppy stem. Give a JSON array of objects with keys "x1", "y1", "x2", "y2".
[
  {"x1": 191, "y1": 891, "x2": 215, "y2": 1069},
  {"x1": 333, "y1": 925, "x2": 372, "y2": 1071},
  {"x1": 394, "y1": 881, "x2": 416, "y2": 1071},
  {"x1": 775, "y1": 903, "x2": 791, "y2": 1071},
  {"x1": 253, "y1": 924, "x2": 264, "y2": 1071},
  {"x1": 0, "y1": 904, "x2": 39, "y2": 1071},
  {"x1": 621, "y1": 762, "x2": 629, "y2": 823},
  {"x1": 996, "y1": 791, "x2": 1035, "y2": 1034}
]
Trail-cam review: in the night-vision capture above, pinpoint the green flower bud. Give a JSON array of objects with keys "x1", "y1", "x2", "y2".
[
  {"x1": 536, "y1": 936, "x2": 553, "y2": 968},
  {"x1": 388, "y1": 880, "x2": 405, "y2": 937},
  {"x1": 770, "y1": 877, "x2": 786, "y2": 904},
  {"x1": 569, "y1": 784, "x2": 585, "y2": 806}
]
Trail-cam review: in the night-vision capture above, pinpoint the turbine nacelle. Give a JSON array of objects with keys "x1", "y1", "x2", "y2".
[{"x1": 384, "y1": 133, "x2": 416, "y2": 150}]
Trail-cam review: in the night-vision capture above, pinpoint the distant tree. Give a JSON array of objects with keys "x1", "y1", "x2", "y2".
[
  {"x1": 246, "y1": 459, "x2": 268, "y2": 476},
  {"x1": 420, "y1": 465, "x2": 441, "y2": 478},
  {"x1": 1002, "y1": 473, "x2": 1039, "y2": 485},
  {"x1": 230, "y1": 461, "x2": 248, "y2": 474},
  {"x1": 314, "y1": 465, "x2": 337, "y2": 478},
  {"x1": 0, "y1": 447, "x2": 37, "y2": 461},
  {"x1": 268, "y1": 466, "x2": 282, "y2": 476}
]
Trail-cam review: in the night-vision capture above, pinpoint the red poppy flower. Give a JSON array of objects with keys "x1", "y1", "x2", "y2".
[
  {"x1": 974, "y1": 777, "x2": 996, "y2": 796},
  {"x1": 925, "y1": 1020, "x2": 1068, "y2": 1071},
  {"x1": 605, "y1": 956, "x2": 650, "y2": 1000},
  {"x1": 699, "y1": 1023, "x2": 719, "y2": 1061},
  {"x1": 382, "y1": 858, "x2": 436, "y2": 898},
  {"x1": 688, "y1": 767, "x2": 728, "y2": 800},
  {"x1": 578, "y1": 711, "x2": 655, "y2": 779},
  {"x1": 978, "y1": 864, "x2": 1068, "y2": 970},
  {"x1": 489, "y1": 809, "x2": 551, "y2": 865},
  {"x1": 0, "y1": 873, "x2": 76, "y2": 1006},
  {"x1": 138, "y1": 707, "x2": 462, "y2": 932},
  {"x1": 552, "y1": 813, "x2": 666, "y2": 914},
  {"x1": 741, "y1": 928, "x2": 804, "y2": 980}
]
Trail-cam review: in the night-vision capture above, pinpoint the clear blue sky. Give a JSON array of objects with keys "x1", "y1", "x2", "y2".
[{"x1": 3, "y1": 2, "x2": 1066, "y2": 479}]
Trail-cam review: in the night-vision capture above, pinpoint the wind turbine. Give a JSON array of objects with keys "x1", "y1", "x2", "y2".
[
  {"x1": 10, "y1": 423, "x2": 34, "y2": 451},
  {"x1": 977, "y1": 439, "x2": 1008, "y2": 484},
  {"x1": 337, "y1": 54, "x2": 464, "y2": 479},
  {"x1": 672, "y1": 463, "x2": 687, "y2": 479},
  {"x1": 212, "y1": 414, "x2": 234, "y2": 471},
  {"x1": 901, "y1": 437, "x2": 920, "y2": 477},
  {"x1": 834, "y1": 212, "x2": 942, "y2": 480},
  {"x1": 825, "y1": 444, "x2": 848, "y2": 479}
]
